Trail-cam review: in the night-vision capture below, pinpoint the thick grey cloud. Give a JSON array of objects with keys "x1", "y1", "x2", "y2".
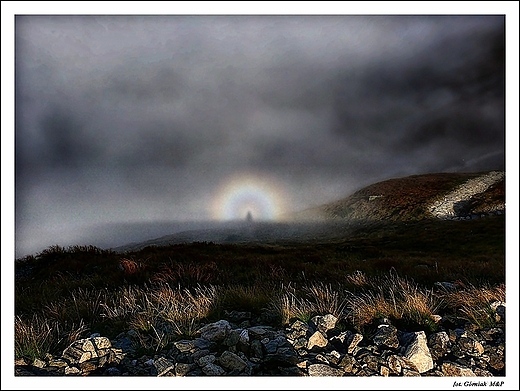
[{"x1": 14, "y1": 15, "x2": 505, "y2": 257}]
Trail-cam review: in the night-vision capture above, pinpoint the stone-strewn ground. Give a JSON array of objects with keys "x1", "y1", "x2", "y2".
[
  {"x1": 15, "y1": 304, "x2": 505, "y2": 377},
  {"x1": 429, "y1": 171, "x2": 505, "y2": 220}
]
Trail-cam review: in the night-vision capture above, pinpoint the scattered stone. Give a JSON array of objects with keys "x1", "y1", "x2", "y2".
[
  {"x1": 474, "y1": 368, "x2": 493, "y2": 377},
  {"x1": 311, "y1": 314, "x2": 338, "y2": 334},
  {"x1": 307, "y1": 331, "x2": 329, "y2": 350},
  {"x1": 248, "y1": 326, "x2": 274, "y2": 339},
  {"x1": 201, "y1": 363, "x2": 225, "y2": 376},
  {"x1": 154, "y1": 357, "x2": 174, "y2": 376},
  {"x1": 346, "y1": 333, "x2": 364, "y2": 354},
  {"x1": 64, "y1": 366, "x2": 80, "y2": 375},
  {"x1": 326, "y1": 350, "x2": 341, "y2": 365},
  {"x1": 441, "y1": 361, "x2": 477, "y2": 376},
  {"x1": 197, "y1": 354, "x2": 215, "y2": 367},
  {"x1": 239, "y1": 329, "x2": 249, "y2": 344},
  {"x1": 428, "y1": 331, "x2": 451, "y2": 360},
  {"x1": 308, "y1": 363, "x2": 344, "y2": 377},
  {"x1": 402, "y1": 368, "x2": 421, "y2": 376},
  {"x1": 32, "y1": 358, "x2": 46, "y2": 368},
  {"x1": 15, "y1": 309, "x2": 506, "y2": 377},
  {"x1": 250, "y1": 339, "x2": 264, "y2": 359},
  {"x1": 197, "y1": 320, "x2": 231, "y2": 342},
  {"x1": 286, "y1": 320, "x2": 311, "y2": 340},
  {"x1": 218, "y1": 351, "x2": 248, "y2": 372},
  {"x1": 339, "y1": 354, "x2": 357, "y2": 373},
  {"x1": 387, "y1": 354, "x2": 419, "y2": 375},
  {"x1": 175, "y1": 362, "x2": 194, "y2": 377},
  {"x1": 404, "y1": 331, "x2": 434, "y2": 373},
  {"x1": 330, "y1": 330, "x2": 352, "y2": 345},
  {"x1": 315, "y1": 354, "x2": 329, "y2": 364},
  {"x1": 106, "y1": 367, "x2": 121, "y2": 376},
  {"x1": 293, "y1": 337, "x2": 307, "y2": 350},
  {"x1": 79, "y1": 360, "x2": 98, "y2": 373},
  {"x1": 92, "y1": 336, "x2": 111, "y2": 350},
  {"x1": 373, "y1": 324, "x2": 399, "y2": 349},
  {"x1": 458, "y1": 337, "x2": 484, "y2": 357},
  {"x1": 487, "y1": 348, "x2": 505, "y2": 371},
  {"x1": 15, "y1": 358, "x2": 28, "y2": 366},
  {"x1": 174, "y1": 340, "x2": 195, "y2": 353}
]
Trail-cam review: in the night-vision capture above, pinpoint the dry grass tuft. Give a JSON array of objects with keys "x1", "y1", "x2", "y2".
[
  {"x1": 15, "y1": 315, "x2": 88, "y2": 361},
  {"x1": 345, "y1": 270, "x2": 369, "y2": 287},
  {"x1": 219, "y1": 284, "x2": 274, "y2": 313},
  {"x1": 440, "y1": 283, "x2": 505, "y2": 328},
  {"x1": 268, "y1": 284, "x2": 314, "y2": 325},
  {"x1": 345, "y1": 272, "x2": 440, "y2": 331},
  {"x1": 270, "y1": 289, "x2": 314, "y2": 325},
  {"x1": 101, "y1": 283, "x2": 219, "y2": 339},
  {"x1": 157, "y1": 284, "x2": 219, "y2": 337},
  {"x1": 303, "y1": 282, "x2": 347, "y2": 319}
]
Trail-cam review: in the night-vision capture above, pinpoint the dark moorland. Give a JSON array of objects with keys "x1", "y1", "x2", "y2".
[{"x1": 14, "y1": 172, "x2": 507, "y2": 377}]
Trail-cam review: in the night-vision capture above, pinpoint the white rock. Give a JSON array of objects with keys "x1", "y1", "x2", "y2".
[
  {"x1": 404, "y1": 331, "x2": 434, "y2": 373},
  {"x1": 307, "y1": 331, "x2": 328, "y2": 350}
]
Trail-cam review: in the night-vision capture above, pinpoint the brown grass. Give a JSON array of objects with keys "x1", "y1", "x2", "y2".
[
  {"x1": 440, "y1": 283, "x2": 505, "y2": 328},
  {"x1": 344, "y1": 272, "x2": 441, "y2": 331},
  {"x1": 14, "y1": 210, "x2": 505, "y2": 360},
  {"x1": 15, "y1": 315, "x2": 88, "y2": 361}
]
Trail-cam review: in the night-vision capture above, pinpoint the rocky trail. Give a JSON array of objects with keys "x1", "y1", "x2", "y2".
[{"x1": 429, "y1": 171, "x2": 505, "y2": 220}]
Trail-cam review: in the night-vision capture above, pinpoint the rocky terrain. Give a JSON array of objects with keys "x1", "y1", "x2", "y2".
[
  {"x1": 13, "y1": 170, "x2": 507, "y2": 380},
  {"x1": 291, "y1": 171, "x2": 505, "y2": 222},
  {"x1": 429, "y1": 171, "x2": 505, "y2": 219},
  {"x1": 15, "y1": 301, "x2": 505, "y2": 377}
]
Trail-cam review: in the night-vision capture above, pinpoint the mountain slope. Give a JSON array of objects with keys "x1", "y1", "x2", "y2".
[
  {"x1": 114, "y1": 171, "x2": 505, "y2": 252},
  {"x1": 290, "y1": 171, "x2": 505, "y2": 222}
]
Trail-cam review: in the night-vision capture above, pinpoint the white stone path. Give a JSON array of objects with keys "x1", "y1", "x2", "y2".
[{"x1": 429, "y1": 171, "x2": 505, "y2": 219}]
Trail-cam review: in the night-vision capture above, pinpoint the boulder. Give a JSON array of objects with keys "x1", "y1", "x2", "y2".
[
  {"x1": 346, "y1": 333, "x2": 364, "y2": 354},
  {"x1": 153, "y1": 357, "x2": 174, "y2": 376},
  {"x1": 311, "y1": 314, "x2": 338, "y2": 334},
  {"x1": 428, "y1": 331, "x2": 451, "y2": 360},
  {"x1": 218, "y1": 351, "x2": 248, "y2": 372},
  {"x1": 307, "y1": 331, "x2": 328, "y2": 350},
  {"x1": 404, "y1": 331, "x2": 433, "y2": 373},
  {"x1": 441, "y1": 361, "x2": 476, "y2": 376},
  {"x1": 201, "y1": 363, "x2": 225, "y2": 376},
  {"x1": 373, "y1": 324, "x2": 399, "y2": 349},
  {"x1": 197, "y1": 320, "x2": 231, "y2": 342}
]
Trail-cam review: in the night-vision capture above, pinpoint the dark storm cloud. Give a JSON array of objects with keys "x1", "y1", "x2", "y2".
[
  {"x1": 328, "y1": 18, "x2": 504, "y2": 176},
  {"x1": 39, "y1": 106, "x2": 104, "y2": 168},
  {"x1": 14, "y1": 14, "x2": 506, "y2": 257}
]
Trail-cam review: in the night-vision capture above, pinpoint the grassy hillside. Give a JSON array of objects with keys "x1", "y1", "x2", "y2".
[{"x1": 291, "y1": 171, "x2": 504, "y2": 221}]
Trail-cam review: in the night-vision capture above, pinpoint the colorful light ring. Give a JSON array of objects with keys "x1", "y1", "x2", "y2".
[{"x1": 211, "y1": 174, "x2": 288, "y2": 221}]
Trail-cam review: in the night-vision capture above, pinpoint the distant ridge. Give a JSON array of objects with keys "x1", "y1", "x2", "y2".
[
  {"x1": 287, "y1": 171, "x2": 505, "y2": 222},
  {"x1": 114, "y1": 171, "x2": 505, "y2": 253}
]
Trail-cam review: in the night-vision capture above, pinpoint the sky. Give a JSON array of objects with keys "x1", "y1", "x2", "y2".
[
  {"x1": 2, "y1": 3, "x2": 520, "y2": 391},
  {"x1": 11, "y1": 11, "x2": 510, "y2": 257}
]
